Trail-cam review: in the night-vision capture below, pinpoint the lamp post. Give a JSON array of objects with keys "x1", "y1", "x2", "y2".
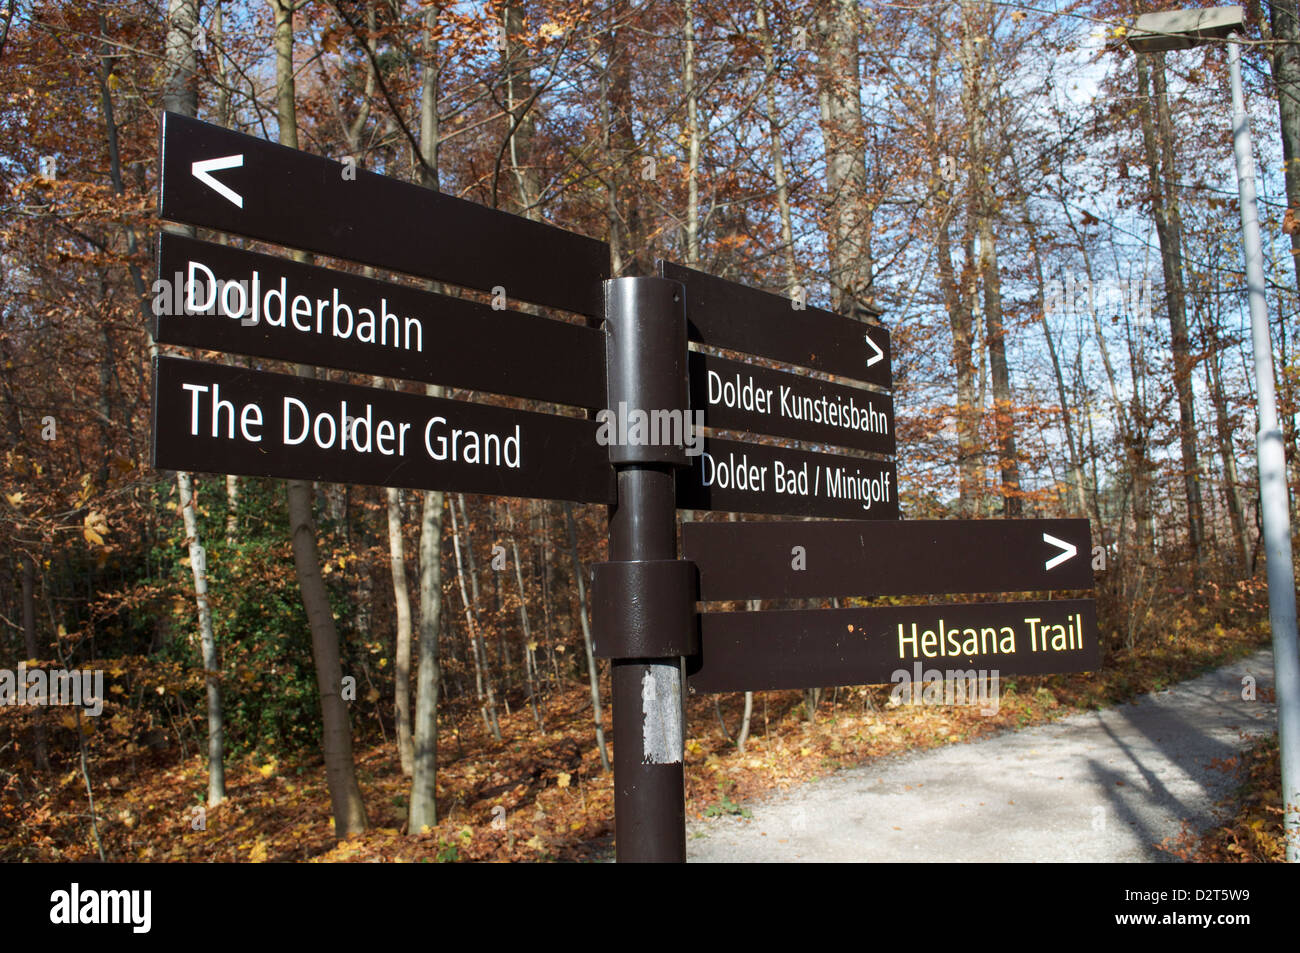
[{"x1": 1129, "y1": 5, "x2": 1300, "y2": 861}]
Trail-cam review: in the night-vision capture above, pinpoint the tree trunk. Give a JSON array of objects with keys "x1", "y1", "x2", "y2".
[
  {"x1": 502, "y1": 0, "x2": 541, "y2": 215},
  {"x1": 565, "y1": 503, "x2": 611, "y2": 772},
  {"x1": 930, "y1": 14, "x2": 980, "y2": 516},
  {"x1": 271, "y1": 0, "x2": 367, "y2": 837},
  {"x1": 1058, "y1": 192, "x2": 1134, "y2": 532},
  {"x1": 458, "y1": 496, "x2": 501, "y2": 733},
  {"x1": 408, "y1": 1, "x2": 446, "y2": 835},
  {"x1": 511, "y1": 536, "x2": 542, "y2": 728},
  {"x1": 286, "y1": 469, "x2": 367, "y2": 834},
  {"x1": 1136, "y1": 51, "x2": 1205, "y2": 570},
  {"x1": 541, "y1": 504, "x2": 562, "y2": 685},
  {"x1": 386, "y1": 482, "x2": 415, "y2": 775},
  {"x1": 736, "y1": 692, "x2": 754, "y2": 754},
  {"x1": 213, "y1": 3, "x2": 240, "y2": 547},
  {"x1": 758, "y1": 0, "x2": 797, "y2": 295},
  {"x1": 20, "y1": 554, "x2": 48, "y2": 772},
  {"x1": 683, "y1": 0, "x2": 701, "y2": 265},
  {"x1": 163, "y1": 0, "x2": 198, "y2": 119},
  {"x1": 212, "y1": 0, "x2": 232, "y2": 129},
  {"x1": 160, "y1": 0, "x2": 224, "y2": 807},
  {"x1": 1269, "y1": 1, "x2": 1300, "y2": 291},
  {"x1": 606, "y1": 15, "x2": 649, "y2": 275},
  {"x1": 958, "y1": 0, "x2": 1021, "y2": 516},
  {"x1": 1265, "y1": 1, "x2": 1300, "y2": 499},
  {"x1": 978, "y1": 225, "x2": 1021, "y2": 516},
  {"x1": 450, "y1": 497, "x2": 501, "y2": 741},
  {"x1": 1199, "y1": 304, "x2": 1250, "y2": 572},
  {"x1": 178, "y1": 473, "x2": 225, "y2": 806},
  {"x1": 1021, "y1": 206, "x2": 1087, "y2": 516},
  {"x1": 816, "y1": 0, "x2": 873, "y2": 316},
  {"x1": 408, "y1": 479, "x2": 444, "y2": 831},
  {"x1": 224, "y1": 475, "x2": 239, "y2": 545}
]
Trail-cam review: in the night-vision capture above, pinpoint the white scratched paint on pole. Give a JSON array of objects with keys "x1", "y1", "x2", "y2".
[{"x1": 642, "y1": 663, "x2": 683, "y2": 764}]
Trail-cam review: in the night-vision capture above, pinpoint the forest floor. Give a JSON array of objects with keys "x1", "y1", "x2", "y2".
[{"x1": 1, "y1": 586, "x2": 1284, "y2": 862}]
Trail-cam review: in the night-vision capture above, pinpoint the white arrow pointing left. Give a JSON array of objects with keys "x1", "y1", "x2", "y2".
[
  {"x1": 1043, "y1": 533, "x2": 1077, "y2": 571},
  {"x1": 191, "y1": 154, "x2": 244, "y2": 208},
  {"x1": 864, "y1": 333, "x2": 884, "y2": 368}
]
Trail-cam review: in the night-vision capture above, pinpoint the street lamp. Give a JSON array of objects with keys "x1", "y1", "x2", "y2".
[
  {"x1": 1127, "y1": 5, "x2": 1300, "y2": 861},
  {"x1": 1128, "y1": 6, "x2": 1243, "y2": 52}
]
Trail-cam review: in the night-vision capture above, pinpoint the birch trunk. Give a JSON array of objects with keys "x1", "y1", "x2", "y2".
[
  {"x1": 450, "y1": 498, "x2": 501, "y2": 740},
  {"x1": 683, "y1": 0, "x2": 700, "y2": 265},
  {"x1": 511, "y1": 536, "x2": 542, "y2": 728},
  {"x1": 408, "y1": 478, "x2": 444, "y2": 831},
  {"x1": 408, "y1": 0, "x2": 446, "y2": 835},
  {"x1": 159, "y1": 0, "x2": 225, "y2": 807},
  {"x1": 387, "y1": 482, "x2": 415, "y2": 774},
  {"x1": 565, "y1": 503, "x2": 611, "y2": 772}
]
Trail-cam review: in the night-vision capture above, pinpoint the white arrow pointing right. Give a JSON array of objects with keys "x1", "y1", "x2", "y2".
[
  {"x1": 864, "y1": 333, "x2": 884, "y2": 368},
  {"x1": 1043, "y1": 533, "x2": 1077, "y2": 571},
  {"x1": 191, "y1": 154, "x2": 244, "y2": 208}
]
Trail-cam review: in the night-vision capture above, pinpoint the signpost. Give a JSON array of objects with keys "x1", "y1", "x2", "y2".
[
  {"x1": 160, "y1": 112, "x2": 608, "y2": 317},
  {"x1": 687, "y1": 351, "x2": 895, "y2": 455},
  {"x1": 155, "y1": 232, "x2": 606, "y2": 408},
  {"x1": 678, "y1": 438, "x2": 898, "y2": 520},
  {"x1": 683, "y1": 518, "x2": 1093, "y2": 600},
  {"x1": 688, "y1": 599, "x2": 1099, "y2": 694},
  {"x1": 150, "y1": 111, "x2": 1099, "y2": 865},
  {"x1": 660, "y1": 260, "x2": 891, "y2": 386},
  {"x1": 679, "y1": 515, "x2": 1097, "y2": 704},
  {"x1": 152, "y1": 356, "x2": 615, "y2": 505}
]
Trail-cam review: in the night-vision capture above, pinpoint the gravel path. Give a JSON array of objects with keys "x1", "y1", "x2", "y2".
[{"x1": 687, "y1": 650, "x2": 1278, "y2": 862}]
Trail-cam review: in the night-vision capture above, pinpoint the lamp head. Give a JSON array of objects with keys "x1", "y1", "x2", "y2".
[{"x1": 1127, "y1": 6, "x2": 1244, "y2": 53}]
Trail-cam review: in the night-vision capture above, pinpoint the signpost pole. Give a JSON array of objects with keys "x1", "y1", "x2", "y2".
[
  {"x1": 609, "y1": 470, "x2": 686, "y2": 861},
  {"x1": 592, "y1": 277, "x2": 696, "y2": 862},
  {"x1": 1228, "y1": 34, "x2": 1300, "y2": 861}
]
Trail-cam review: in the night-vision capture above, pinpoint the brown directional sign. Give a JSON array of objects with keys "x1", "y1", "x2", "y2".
[
  {"x1": 688, "y1": 352, "x2": 894, "y2": 455},
  {"x1": 660, "y1": 260, "x2": 891, "y2": 387},
  {"x1": 154, "y1": 233, "x2": 606, "y2": 408},
  {"x1": 687, "y1": 599, "x2": 1099, "y2": 693},
  {"x1": 684, "y1": 518, "x2": 1093, "y2": 601},
  {"x1": 151, "y1": 356, "x2": 615, "y2": 504},
  {"x1": 677, "y1": 437, "x2": 898, "y2": 520},
  {"x1": 160, "y1": 112, "x2": 609, "y2": 317}
]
